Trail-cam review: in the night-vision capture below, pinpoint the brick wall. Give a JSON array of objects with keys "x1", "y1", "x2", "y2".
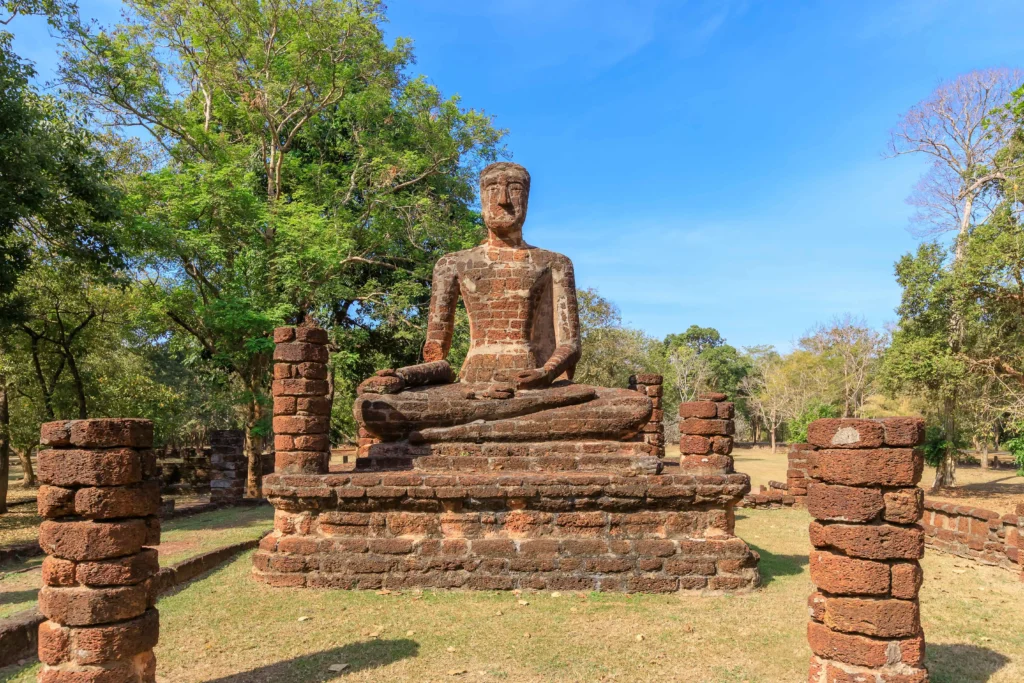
[{"x1": 921, "y1": 499, "x2": 1020, "y2": 573}]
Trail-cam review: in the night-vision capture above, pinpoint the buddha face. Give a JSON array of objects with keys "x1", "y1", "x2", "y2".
[{"x1": 480, "y1": 166, "x2": 529, "y2": 237}]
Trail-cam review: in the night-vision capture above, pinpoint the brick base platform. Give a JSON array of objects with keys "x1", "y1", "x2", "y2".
[
  {"x1": 255, "y1": 469, "x2": 759, "y2": 593},
  {"x1": 355, "y1": 440, "x2": 662, "y2": 476}
]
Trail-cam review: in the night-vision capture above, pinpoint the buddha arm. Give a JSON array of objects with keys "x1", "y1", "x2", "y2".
[
  {"x1": 422, "y1": 253, "x2": 460, "y2": 363},
  {"x1": 545, "y1": 256, "x2": 582, "y2": 380}
]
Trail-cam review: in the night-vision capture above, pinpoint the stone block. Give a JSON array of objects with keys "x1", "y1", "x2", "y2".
[
  {"x1": 679, "y1": 402, "x2": 717, "y2": 419},
  {"x1": 809, "y1": 521, "x2": 924, "y2": 560},
  {"x1": 882, "y1": 488, "x2": 924, "y2": 524},
  {"x1": 809, "y1": 551, "x2": 890, "y2": 596},
  {"x1": 807, "y1": 483, "x2": 884, "y2": 523},
  {"x1": 73, "y1": 482, "x2": 161, "y2": 520},
  {"x1": 39, "y1": 520, "x2": 148, "y2": 562},
  {"x1": 808, "y1": 419, "x2": 884, "y2": 449},
  {"x1": 807, "y1": 621, "x2": 924, "y2": 668},
  {"x1": 879, "y1": 417, "x2": 926, "y2": 447},
  {"x1": 811, "y1": 449, "x2": 923, "y2": 487},
  {"x1": 39, "y1": 584, "x2": 151, "y2": 627},
  {"x1": 679, "y1": 418, "x2": 733, "y2": 436},
  {"x1": 38, "y1": 609, "x2": 158, "y2": 666},
  {"x1": 821, "y1": 597, "x2": 920, "y2": 638},
  {"x1": 38, "y1": 449, "x2": 143, "y2": 488}
]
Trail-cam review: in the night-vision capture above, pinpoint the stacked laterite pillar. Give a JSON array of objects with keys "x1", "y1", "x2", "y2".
[
  {"x1": 36, "y1": 419, "x2": 160, "y2": 683},
  {"x1": 678, "y1": 392, "x2": 735, "y2": 474},
  {"x1": 272, "y1": 326, "x2": 331, "y2": 475},
  {"x1": 209, "y1": 429, "x2": 246, "y2": 503},
  {"x1": 629, "y1": 374, "x2": 665, "y2": 458},
  {"x1": 788, "y1": 443, "x2": 814, "y2": 505},
  {"x1": 805, "y1": 418, "x2": 929, "y2": 683}
]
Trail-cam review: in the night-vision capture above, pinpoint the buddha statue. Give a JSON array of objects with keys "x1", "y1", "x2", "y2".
[{"x1": 354, "y1": 162, "x2": 652, "y2": 444}]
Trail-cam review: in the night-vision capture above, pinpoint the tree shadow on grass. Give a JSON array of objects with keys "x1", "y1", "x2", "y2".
[
  {"x1": 927, "y1": 643, "x2": 1010, "y2": 683},
  {"x1": 747, "y1": 543, "x2": 807, "y2": 587},
  {"x1": 204, "y1": 639, "x2": 419, "y2": 682},
  {"x1": 0, "y1": 588, "x2": 39, "y2": 606}
]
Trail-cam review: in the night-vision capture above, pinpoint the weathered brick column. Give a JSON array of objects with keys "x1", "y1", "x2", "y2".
[
  {"x1": 678, "y1": 392, "x2": 734, "y2": 474},
  {"x1": 805, "y1": 418, "x2": 929, "y2": 683},
  {"x1": 787, "y1": 443, "x2": 815, "y2": 505},
  {"x1": 273, "y1": 326, "x2": 331, "y2": 474},
  {"x1": 36, "y1": 419, "x2": 160, "y2": 683},
  {"x1": 209, "y1": 429, "x2": 246, "y2": 503},
  {"x1": 629, "y1": 374, "x2": 664, "y2": 458}
]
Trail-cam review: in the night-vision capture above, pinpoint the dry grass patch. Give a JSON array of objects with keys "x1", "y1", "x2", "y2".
[{"x1": 3, "y1": 507, "x2": 1017, "y2": 682}]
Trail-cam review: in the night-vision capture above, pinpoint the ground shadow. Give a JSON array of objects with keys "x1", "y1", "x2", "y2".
[
  {"x1": 0, "y1": 588, "x2": 40, "y2": 606},
  {"x1": 748, "y1": 543, "x2": 807, "y2": 586},
  {"x1": 204, "y1": 639, "x2": 419, "y2": 682},
  {"x1": 927, "y1": 643, "x2": 1010, "y2": 682}
]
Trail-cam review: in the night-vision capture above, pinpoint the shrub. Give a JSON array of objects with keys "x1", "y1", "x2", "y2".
[{"x1": 787, "y1": 402, "x2": 840, "y2": 444}]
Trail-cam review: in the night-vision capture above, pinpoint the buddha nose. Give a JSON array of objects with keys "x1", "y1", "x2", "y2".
[{"x1": 497, "y1": 185, "x2": 513, "y2": 208}]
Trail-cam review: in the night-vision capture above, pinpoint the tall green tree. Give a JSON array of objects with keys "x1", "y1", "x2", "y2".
[
  {"x1": 0, "y1": 1, "x2": 122, "y2": 512},
  {"x1": 60, "y1": 0, "x2": 504, "y2": 494}
]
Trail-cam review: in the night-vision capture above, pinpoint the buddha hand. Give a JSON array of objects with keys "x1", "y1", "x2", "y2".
[
  {"x1": 357, "y1": 369, "x2": 406, "y2": 396},
  {"x1": 513, "y1": 367, "x2": 552, "y2": 390}
]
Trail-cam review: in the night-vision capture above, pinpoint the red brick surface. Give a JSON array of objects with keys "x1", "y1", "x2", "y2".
[
  {"x1": 678, "y1": 396, "x2": 735, "y2": 473},
  {"x1": 256, "y1": 469, "x2": 759, "y2": 593},
  {"x1": 36, "y1": 418, "x2": 159, "y2": 682},
  {"x1": 920, "y1": 499, "x2": 1020, "y2": 573},
  {"x1": 273, "y1": 327, "x2": 331, "y2": 475},
  {"x1": 803, "y1": 417, "x2": 929, "y2": 682}
]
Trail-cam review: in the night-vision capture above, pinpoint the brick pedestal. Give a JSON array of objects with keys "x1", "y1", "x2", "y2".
[
  {"x1": 678, "y1": 392, "x2": 735, "y2": 475},
  {"x1": 272, "y1": 326, "x2": 331, "y2": 475},
  {"x1": 36, "y1": 419, "x2": 160, "y2": 683},
  {"x1": 209, "y1": 430, "x2": 246, "y2": 503},
  {"x1": 255, "y1": 469, "x2": 758, "y2": 592},
  {"x1": 805, "y1": 418, "x2": 929, "y2": 683},
  {"x1": 629, "y1": 374, "x2": 664, "y2": 458}
]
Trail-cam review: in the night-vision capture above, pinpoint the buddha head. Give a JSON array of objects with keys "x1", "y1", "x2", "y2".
[{"x1": 480, "y1": 162, "x2": 530, "y2": 238}]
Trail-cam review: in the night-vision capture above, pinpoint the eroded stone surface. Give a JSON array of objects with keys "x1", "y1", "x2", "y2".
[
  {"x1": 803, "y1": 417, "x2": 929, "y2": 682},
  {"x1": 351, "y1": 163, "x2": 651, "y2": 445},
  {"x1": 36, "y1": 419, "x2": 160, "y2": 682}
]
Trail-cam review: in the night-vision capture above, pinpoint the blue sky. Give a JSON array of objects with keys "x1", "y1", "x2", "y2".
[{"x1": 11, "y1": 0, "x2": 1024, "y2": 350}]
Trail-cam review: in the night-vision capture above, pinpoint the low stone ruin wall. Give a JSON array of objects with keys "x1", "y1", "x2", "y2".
[
  {"x1": 738, "y1": 481, "x2": 796, "y2": 509},
  {"x1": 921, "y1": 499, "x2": 1021, "y2": 573}
]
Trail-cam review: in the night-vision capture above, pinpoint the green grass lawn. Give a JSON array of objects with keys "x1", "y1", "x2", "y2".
[
  {"x1": 4, "y1": 507, "x2": 1019, "y2": 682},
  {"x1": 0, "y1": 505, "x2": 273, "y2": 621}
]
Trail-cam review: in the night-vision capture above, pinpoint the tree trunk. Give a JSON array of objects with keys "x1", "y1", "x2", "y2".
[
  {"x1": 19, "y1": 445, "x2": 37, "y2": 487},
  {"x1": 245, "y1": 397, "x2": 265, "y2": 498},
  {"x1": 931, "y1": 395, "x2": 957, "y2": 491},
  {"x1": 980, "y1": 440, "x2": 989, "y2": 469},
  {"x1": 770, "y1": 426, "x2": 777, "y2": 454},
  {"x1": 0, "y1": 379, "x2": 10, "y2": 513},
  {"x1": 65, "y1": 351, "x2": 88, "y2": 419}
]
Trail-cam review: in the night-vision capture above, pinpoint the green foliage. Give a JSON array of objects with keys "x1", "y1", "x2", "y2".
[
  {"x1": 921, "y1": 425, "x2": 954, "y2": 469},
  {"x1": 0, "y1": 29, "x2": 120, "y2": 323},
  {"x1": 59, "y1": 0, "x2": 505, "y2": 444},
  {"x1": 1003, "y1": 422, "x2": 1024, "y2": 475},
  {"x1": 788, "y1": 401, "x2": 840, "y2": 444},
  {"x1": 574, "y1": 288, "x2": 661, "y2": 390}
]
